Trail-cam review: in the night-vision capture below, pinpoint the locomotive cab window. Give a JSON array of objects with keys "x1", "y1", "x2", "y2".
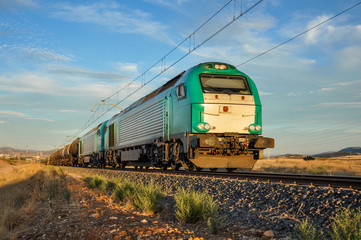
[
  {"x1": 176, "y1": 83, "x2": 186, "y2": 100},
  {"x1": 200, "y1": 74, "x2": 251, "y2": 95}
]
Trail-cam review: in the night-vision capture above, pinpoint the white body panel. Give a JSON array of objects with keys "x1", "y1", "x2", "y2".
[
  {"x1": 203, "y1": 93, "x2": 256, "y2": 134},
  {"x1": 117, "y1": 99, "x2": 164, "y2": 146},
  {"x1": 106, "y1": 97, "x2": 166, "y2": 149},
  {"x1": 80, "y1": 132, "x2": 96, "y2": 156}
]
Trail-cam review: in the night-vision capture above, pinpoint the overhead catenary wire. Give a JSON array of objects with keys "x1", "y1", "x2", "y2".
[
  {"x1": 64, "y1": 0, "x2": 264, "y2": 144},
  {"x1": 237, "y1": 0, "x2": 361, "y2": 67}
]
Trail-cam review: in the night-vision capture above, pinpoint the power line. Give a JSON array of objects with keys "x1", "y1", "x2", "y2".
[{"x1": 237, "y1": 1, "x2": 361, "y2": 67}]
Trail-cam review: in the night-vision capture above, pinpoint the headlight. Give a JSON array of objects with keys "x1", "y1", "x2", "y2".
[
  {"x1": 249, "y1": 125, "x2": 256, "y2": 131},
  {"x1": 197, "y1": 123, "x2": 205, "y2": 130},
  {"x1": 204, "y1": 123, "x2": 211, "y2": 130},
  {"x1": 255, "y1": 125, "x2": 262, "y2": 131},
  {"x1": 214, "y1": 64, "x2": 228, "y2": 70}
]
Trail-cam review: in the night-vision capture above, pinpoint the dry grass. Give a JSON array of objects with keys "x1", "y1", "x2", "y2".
[
  {"x1": 0, "y1": 162, "x2": 69, "y2": 239},
  {"x1": 253, "y1": 157, "x2": 361, "y2": 176}
]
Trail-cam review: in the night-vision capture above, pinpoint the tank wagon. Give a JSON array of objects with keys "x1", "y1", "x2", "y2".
[
  {"x1": 51, "y1": 62, "x2": 274, "y2": 171},
  {"x1": 49, "y1": 138, "x2": 80, "y2": 166}
]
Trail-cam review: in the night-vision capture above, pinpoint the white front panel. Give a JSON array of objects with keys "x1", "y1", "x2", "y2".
[{"x1": 203, "y1": 104, "x2": 255, "y2": 134}]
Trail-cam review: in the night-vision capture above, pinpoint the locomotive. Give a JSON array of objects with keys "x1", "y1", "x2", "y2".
[{"x1": 49, "y1": 62, "x2": 274, "y2": 171}]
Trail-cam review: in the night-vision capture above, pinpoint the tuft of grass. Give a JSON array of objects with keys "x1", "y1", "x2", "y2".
[
  {"x1": 329, "y1": 207, "x2": 361, "y2": 240},
  {"x1": 105, "y1": 180, "x2": 116, "y2": 191},
  {"x1": 174, "y1": 186, "x2": 223, "y2": 232},
  {"x1": 46, "y1": 179, "x2": 60, "y2": 200},
  {"x1": 133, "y1": 180, "x2": 163, "y2": 213},
  {"x1": 204, "y1": 197, "x2": 224, "y2": 234},
  {"x1": 88, "y1": 175, "x2": 104, "y2": 189},
  {"x1": 295, "y1": 207, "x2": 361, "y2": 240},
  {"x1": 294, "y1": 217, "x2": 322, "y2": 240},
  {"x1": 112, "y1": 179, "x2": 137, "y2": 202}
]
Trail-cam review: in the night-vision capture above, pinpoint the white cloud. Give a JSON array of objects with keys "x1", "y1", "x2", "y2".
[
  {"x1": 0, "y1": 120, "x2": 5, "y2": 124},
  {"x1": 48, "y1": 65, "x2": 132, "y2": 80},
  {"x1": 259, "y1": 91, "x2": 272, "y2": 96},
  {"x1": 304, "y1": 15, "x2": 331, "y2": 44},
  {"x1": 313, "y1": 102, "x2": 361, "y2": 108},
  {"x1": 287, "y1": 91, "x2": 313, "y2": 97},
  {"x1": 114, "y1": 62, "x2": 139, "y2": 75},
  {"x1": 336, "y1": 46, "x2": 361, "y2": 70},
  {"x1": 1, "y1": 45, "x2": 74, "y2": 63},
  {"x1": 304, "y1": 15, "x2": 361, "y2": 45},
  {"x1": 0, "y1": 74, "x2": 57, "y2": 94},
  {"x1": 0, "y1": 0, "x2": 38, "y2": 10},
  {"x1": 25, "y1": 117, "x2": 54, "y2": 122},
  {"x1": 53, "y1": 2, "x2": 172, "y2": 43},
  {"x1": 59, "y1": 109, "x2": 78, "y2": 113},
  {"x1": 0, "y1": 110, "x2": 26, "y2": 117}
]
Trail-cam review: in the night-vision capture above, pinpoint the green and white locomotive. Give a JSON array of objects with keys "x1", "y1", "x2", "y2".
[
  {"x1": 52, "y1": 62, "x2": 274, "y2": 171},
  {"x1": 77, "y1": 62, "x2": 274, "y2": 171}
]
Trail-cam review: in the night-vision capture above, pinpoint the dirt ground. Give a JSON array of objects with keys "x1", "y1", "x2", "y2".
[
  {"x1": 0, "y1": 159, "x2": 26, "y2": 177},
  {"x1": 6, "y1": 168, "x2": 273, "y2": 240}
]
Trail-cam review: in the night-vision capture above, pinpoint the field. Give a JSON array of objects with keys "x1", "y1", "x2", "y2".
[
  {"x1": 1, "y1": 157, "x2": 361, "y2": 239},
  {"x1": 253, "y1": 156, "x2": 361, "y2": 176},
  {"x1": 0, "y1": 159, "x2": 271, "y2": 239}
]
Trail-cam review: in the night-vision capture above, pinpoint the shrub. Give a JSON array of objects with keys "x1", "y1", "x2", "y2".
[
  {"x1": 204, "y1": 198, "x2": 224, "y2": 234},
  {"x1": 174, "y1": 187, "x2": 223, "y2": 233},
  {"x1": 112, "y1": 179, "x2": 137, "y2": 201},
  {"x1": 175, "y1": 187, "x2": 205, "y2": 223},
  {"x1": 294, "y1": 218, "x2": 322, "y2": 240},
  {"x1": 46, "y1": 179, "x2": 60, "y2": 200},
  {"x1": 133, "y1": 181, "x2": 163, "y2": 213},
  {"x1": 330, "y1": 207, "x2": 361, "y2": 240},
  {"x1": 88, "y1": 175, "x2": 104, "y2": 189}
]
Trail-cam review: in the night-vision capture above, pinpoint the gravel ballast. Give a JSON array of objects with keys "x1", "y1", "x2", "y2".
[{"x1": 65, "y1": 167, "x2": 361, "y2": 237}]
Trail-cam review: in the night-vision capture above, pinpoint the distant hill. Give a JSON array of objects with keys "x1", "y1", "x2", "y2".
[
  {"x1": 0, "y1": 147, "x2": 30, "y2": 154},
  {"x1": 0, "y1": 147, "x2": 56, "y2": 157},
  {"x1": 339, "y1": 147, "x2": 361, "y2": 153},
  {"x1": 276, "y1": 147, "x2": 361, "y2": 158},
  {"x1": 314, "y1": 147, "x2": 361, "y2": 158}
]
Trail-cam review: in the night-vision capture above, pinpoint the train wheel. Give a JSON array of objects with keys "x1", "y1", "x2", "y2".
[
  {"x1": 210, "y1": 168, "x2": 218, "y2": 172},
  {"x1": 226, "y1": 168, "x2": 236, "y2": 173},
  {"x1": 196, "y1": 167, "x2": 203, "y2": 172}
]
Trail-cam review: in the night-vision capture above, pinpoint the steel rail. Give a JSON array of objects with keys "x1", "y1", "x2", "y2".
[{"x1": 71, "y1": 166, "x2": 361, "y2": 190}]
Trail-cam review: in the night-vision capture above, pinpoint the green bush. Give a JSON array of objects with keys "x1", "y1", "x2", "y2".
[
  {"x1": 330, "y1": 207, "x2": 361, "y2": 240},
  {"x1": 88, "y1": 175, "x2": 104, "y2": 189},
  {"x1": 133, "y1": 181, "x2": 163, "y2": 213}
]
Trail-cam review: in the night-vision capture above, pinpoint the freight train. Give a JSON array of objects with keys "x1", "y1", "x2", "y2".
[{"x1": 49, "y1": 62, "x2": 274, "y2": 171}]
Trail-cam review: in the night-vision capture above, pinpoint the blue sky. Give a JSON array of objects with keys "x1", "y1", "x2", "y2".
[{"x1": 0, "y1": 0, "x2": 360, "y2": 155}]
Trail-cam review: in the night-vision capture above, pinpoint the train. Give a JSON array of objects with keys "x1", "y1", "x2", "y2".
[{"x1": 49, "y1": 62, "x2": 274, "y2": 172}]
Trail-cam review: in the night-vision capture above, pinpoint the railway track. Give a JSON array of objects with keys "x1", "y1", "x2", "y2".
[{"x1": 74, "y1": 166, "x2": 361, "y2": 190}]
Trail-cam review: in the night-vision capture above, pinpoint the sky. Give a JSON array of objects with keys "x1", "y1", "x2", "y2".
[{"x1": 0, "y1": 0, "x2": 361, "y2": 155}]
